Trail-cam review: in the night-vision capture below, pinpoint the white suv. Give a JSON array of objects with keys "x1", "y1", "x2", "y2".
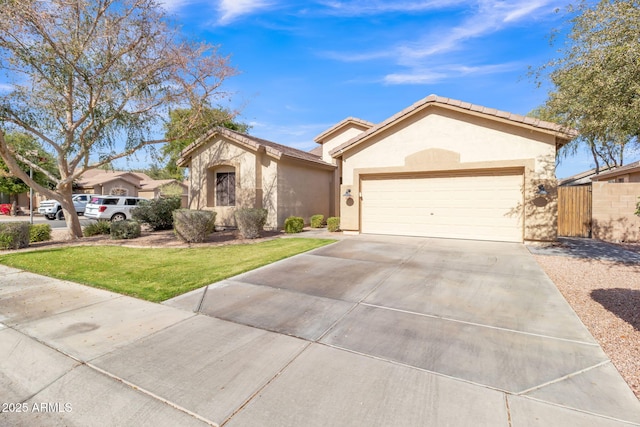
[
  {"x1": 38, "y1": 193, "x2": 98, "y2": 220},
  {"x1": 84, "y1": 196, "x2": 148, "y2": 221}
]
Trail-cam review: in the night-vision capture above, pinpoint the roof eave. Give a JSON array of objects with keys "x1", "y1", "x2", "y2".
[{"x1": 330, "y1": 97, "x2": 578, "y2": 158}]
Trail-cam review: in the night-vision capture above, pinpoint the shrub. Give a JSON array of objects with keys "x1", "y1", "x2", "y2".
[
  {"x1": 131, "y1": 196, "x2": 182, "y2": 231},
  {"x1": 284, "y1": 216, "x2": 304, "y2": 234},
  {"x1": 327, "y1": 216, "x2": 340, "y2": 232},
  {"x1": 84, "y1": 220, "x2": 111, "y2": 236},
  {"x1": 235, "y1": 208, "x2": 268, "y2": 239},
  {"x1": 310, "y1": 214, "x2": 324, "y2": 228},
  {"x1": 0, "y1": 222, "x2": 30, "y2": 250},
  {"x1": 173, "y1": 209, "x2": 216, "y2": 243},
  {"x1": 29, "y1": 224, "x2": 52, "y2": 243},
  {"x1": 110, "y1": 220, "x2": 141, "y2": 240}
]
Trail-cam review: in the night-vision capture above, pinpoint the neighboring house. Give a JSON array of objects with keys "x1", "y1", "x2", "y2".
[
  {"x1": 76, "y1": 169, "x2": 141, "y2": 196},
  {"x1": 76, "y1": 169, "x2": 187, "y2": 201},
  {"x1": 591, "y1": 161, "x2": 640, "y2": 183},
  {"x1": 177, "y1": 127, "x2": 336, "y2": 229},
  {"x1": 180, "y1": 94, "x2": 576, "y2": 242},
  {"x1": 558, "y1": 166, "x2": 615, "y2": 187}
]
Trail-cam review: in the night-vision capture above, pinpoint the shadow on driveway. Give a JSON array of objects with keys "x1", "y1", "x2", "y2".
[{"x1": 528, "y1": 237, "x2": 640, "y2": 264}]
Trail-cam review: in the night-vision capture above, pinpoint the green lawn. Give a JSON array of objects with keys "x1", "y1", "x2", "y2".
[{"x1": 0, "y1": 238, "x2": 335, "y2": 302}]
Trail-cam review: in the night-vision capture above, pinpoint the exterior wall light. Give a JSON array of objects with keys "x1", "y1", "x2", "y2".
[
  {"x1": 343, "y1": 189, "x2": 352, "y2": 197},
  {"x1": 537, "y1": 184, "x2": 548, "y2": 195}
]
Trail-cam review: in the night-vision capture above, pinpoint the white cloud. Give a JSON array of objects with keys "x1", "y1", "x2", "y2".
[
  {"x1": 249, "y1": 120, "x2": 332, "y2": 149},
  {"x1": 157, "y1": 0, "x2": 193, "y2": 12},
  {"x1": 384, "y1": 71, "x2": 448, "y2": 85},
  {"x1": 397, "y1": 1, "x2": 557, "y2": 61},
  {"x1": 318, "y1": 0, "x2": 466, "y2": 15},
  {"x1": 326, "y1": 0, "x2": 561, "y2": 64},
  {"x1": 217, "y1": 0, "x2": 274, "y2": 25},
  {"x1": 0, "y1": 83, "x2": 13, "y2": 92},
  {"x1": 383, "y1": 62, "x2": 521, "y2": 85}
]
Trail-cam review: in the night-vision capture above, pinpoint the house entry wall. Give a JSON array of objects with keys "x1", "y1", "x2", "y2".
[{"x1": 360, "y1": 171, "x2": 524, "y2": 242}]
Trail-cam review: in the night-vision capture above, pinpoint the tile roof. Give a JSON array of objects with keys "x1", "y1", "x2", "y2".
[
  {"x1": 308, "y1": 145, "x2": 323, "y2": 156},
  {"x1": 329, "y1": 94, "x2": 578, "y2": 157},
  {"x1": 314, "y1": 117, "x2": 375, "y2": 144},
  {"x1": 558, "y1": 168, "x2": 600, "y2": 186},
  {"x1": 591, "y1": 160, "x2": 640, "y2": 181},
  {"x1": 178, "y1": 127, "x2": 335, "y2": 168},
  {"x1": 77, "y1": 169, "x2": 142, "y2": 188}
]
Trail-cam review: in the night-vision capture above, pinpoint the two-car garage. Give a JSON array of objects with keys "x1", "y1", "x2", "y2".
[
  {"x1": 327, "y1": 95, "x2": 574, "y2": 243},
  {"x1": 360, "y1": 169, "x2": 525, "y2": 243}
]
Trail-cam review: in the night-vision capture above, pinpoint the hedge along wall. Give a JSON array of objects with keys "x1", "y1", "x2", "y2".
[{"x1": 592, "y1": 181, "x2": 640, "y2": 242}]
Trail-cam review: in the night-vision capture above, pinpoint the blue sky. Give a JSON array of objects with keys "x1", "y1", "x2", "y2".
[{"x1": 155, "y1": 0, "x2": 634, "y2": 178}]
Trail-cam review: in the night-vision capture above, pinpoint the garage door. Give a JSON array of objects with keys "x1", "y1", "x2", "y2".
[{"x1": 360, "y1": 171, "x2": 524, "y2": 242}]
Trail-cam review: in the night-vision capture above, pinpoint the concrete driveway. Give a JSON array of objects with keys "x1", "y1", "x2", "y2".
[{"x1": 1, "y1": 235, "x2": 639, "y2": 426}]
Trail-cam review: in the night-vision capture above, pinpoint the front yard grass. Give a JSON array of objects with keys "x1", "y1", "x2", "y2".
[{"x1": 0, "y1": 238, "x2": 335, "y2": 302}]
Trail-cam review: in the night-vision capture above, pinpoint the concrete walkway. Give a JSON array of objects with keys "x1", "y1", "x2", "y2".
[{"x1": 1, "y1": 235, "x2": 639, "y2": 426}]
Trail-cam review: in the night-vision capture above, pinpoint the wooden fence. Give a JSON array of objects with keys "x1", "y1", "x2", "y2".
[{"x1": 558, "y1": 186, "x2": 592, "y2": 237}]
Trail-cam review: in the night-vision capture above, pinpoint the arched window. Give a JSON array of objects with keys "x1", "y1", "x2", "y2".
[
  {"x1": 110, "y1": 187, "x2": 128, "y2": 196},
  {"x1": 215, "y1": 171, "x2": 235, "y2": 206}
]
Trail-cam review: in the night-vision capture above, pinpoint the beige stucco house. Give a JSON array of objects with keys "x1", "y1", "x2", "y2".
[
  {"x1": 177, "y1": 127, "x2": 336, "y2": 229},
  {"x1": 76, "y1": 170, "x2": 187, "y2": 198},
  {"x1": 180, "y1": 95, "x2": 576, "y2": 242}
]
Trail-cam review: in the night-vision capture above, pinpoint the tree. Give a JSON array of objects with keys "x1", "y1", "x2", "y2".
[
  {"x1": 535, "y1": 0, "x2": 640, "y2": 172},
  {"x1": 0, "y1": 132, "x2": 56, "y2": 214},
  {"x1": 0, "y1": 0, "x2": 236, "y2": 239},
  {"x1": 161, "y1": 107, "x2": 251, "y2": 180}
]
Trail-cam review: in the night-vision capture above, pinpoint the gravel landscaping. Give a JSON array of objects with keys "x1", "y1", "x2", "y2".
[{"x1": 534, "y1": 253, "x2": 640, "y2": 400}]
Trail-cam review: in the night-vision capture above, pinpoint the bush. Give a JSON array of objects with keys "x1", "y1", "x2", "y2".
[
  {"x1": 235, "y1": 208, "x2": 268, "y2": 239},
  {"x1": 310, "y1": 214, "x2": 324, "y2": 228},
  {"x1": 284, "y1": 216, "x2": 304, "y2": 234},
  {"x1": 131, "y1": 196, "x2": 182, "y2": 231},
  {"x1": 84, "y1": 220, "x2": 111, "y2": 236},
  {"x1": 173, "y1": 209, "x2": 216, "y2": 243},
  {"x1": 327, "y1": 217, "x2": 340, "y2": 232},
  {"x1": 110, "y1": 220, "x2": 141, "y2": 240},
  {"x1": 29, "y1": 224, "x2": 52, "y2": 243},
  {"x1": 0, "y1": 222, "x2": 30, "y2": 250}
]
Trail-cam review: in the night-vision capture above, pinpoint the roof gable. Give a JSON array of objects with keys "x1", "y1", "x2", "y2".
[
  {"x1": 329, "y1": 95, "x2": 577, "y2": 157},
  {"x1": 77, "y1": 170, "x2": 142, "y2": 188},
  {"x1": 178, "y1": 127, "x2": 335, "y2": 168},
  {"x1": 314, "y1": 117, "x2": 374, "y2": 144}
]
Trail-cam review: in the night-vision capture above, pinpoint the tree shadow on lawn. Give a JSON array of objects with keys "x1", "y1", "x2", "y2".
[{"x1": 591, "y1": 288, "x2": 640, "y2": 331}]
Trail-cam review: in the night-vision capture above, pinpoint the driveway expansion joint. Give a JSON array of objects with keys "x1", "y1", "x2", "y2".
[
  {"x1": 359, "y1": 302, "x2": 603, "y2": 347},
  {"x1": 87, "y1": 362, "x2": 219, "y2": 427},
  {"x1": 515, "y1": 360, "x2": 613, "y2": 396}
]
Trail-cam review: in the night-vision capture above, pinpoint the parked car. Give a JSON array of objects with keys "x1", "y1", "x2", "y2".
[
  {"x1": 84, "y1": 196, "x2": 148, "y2": 221},
  {"x1": 38, "y1": 194, "x2": 98, "y2": 220}
]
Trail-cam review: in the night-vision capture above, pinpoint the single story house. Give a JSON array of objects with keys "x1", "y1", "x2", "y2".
[
  {"x1": 558, "y1": 166, "x2": 615, "y2": 187},
  {"x1": 76, "y1": 170, "x2": 186, "y2": 198},
  {"x1": 177, "y1": 128, "x2": 336, "y2": 229},
  {"x1": 591, "y1": 161, "x2": 640, "y2": 183},
  {"x1": 179, "y1": 95, "x2": 576, "y2": 242}
]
